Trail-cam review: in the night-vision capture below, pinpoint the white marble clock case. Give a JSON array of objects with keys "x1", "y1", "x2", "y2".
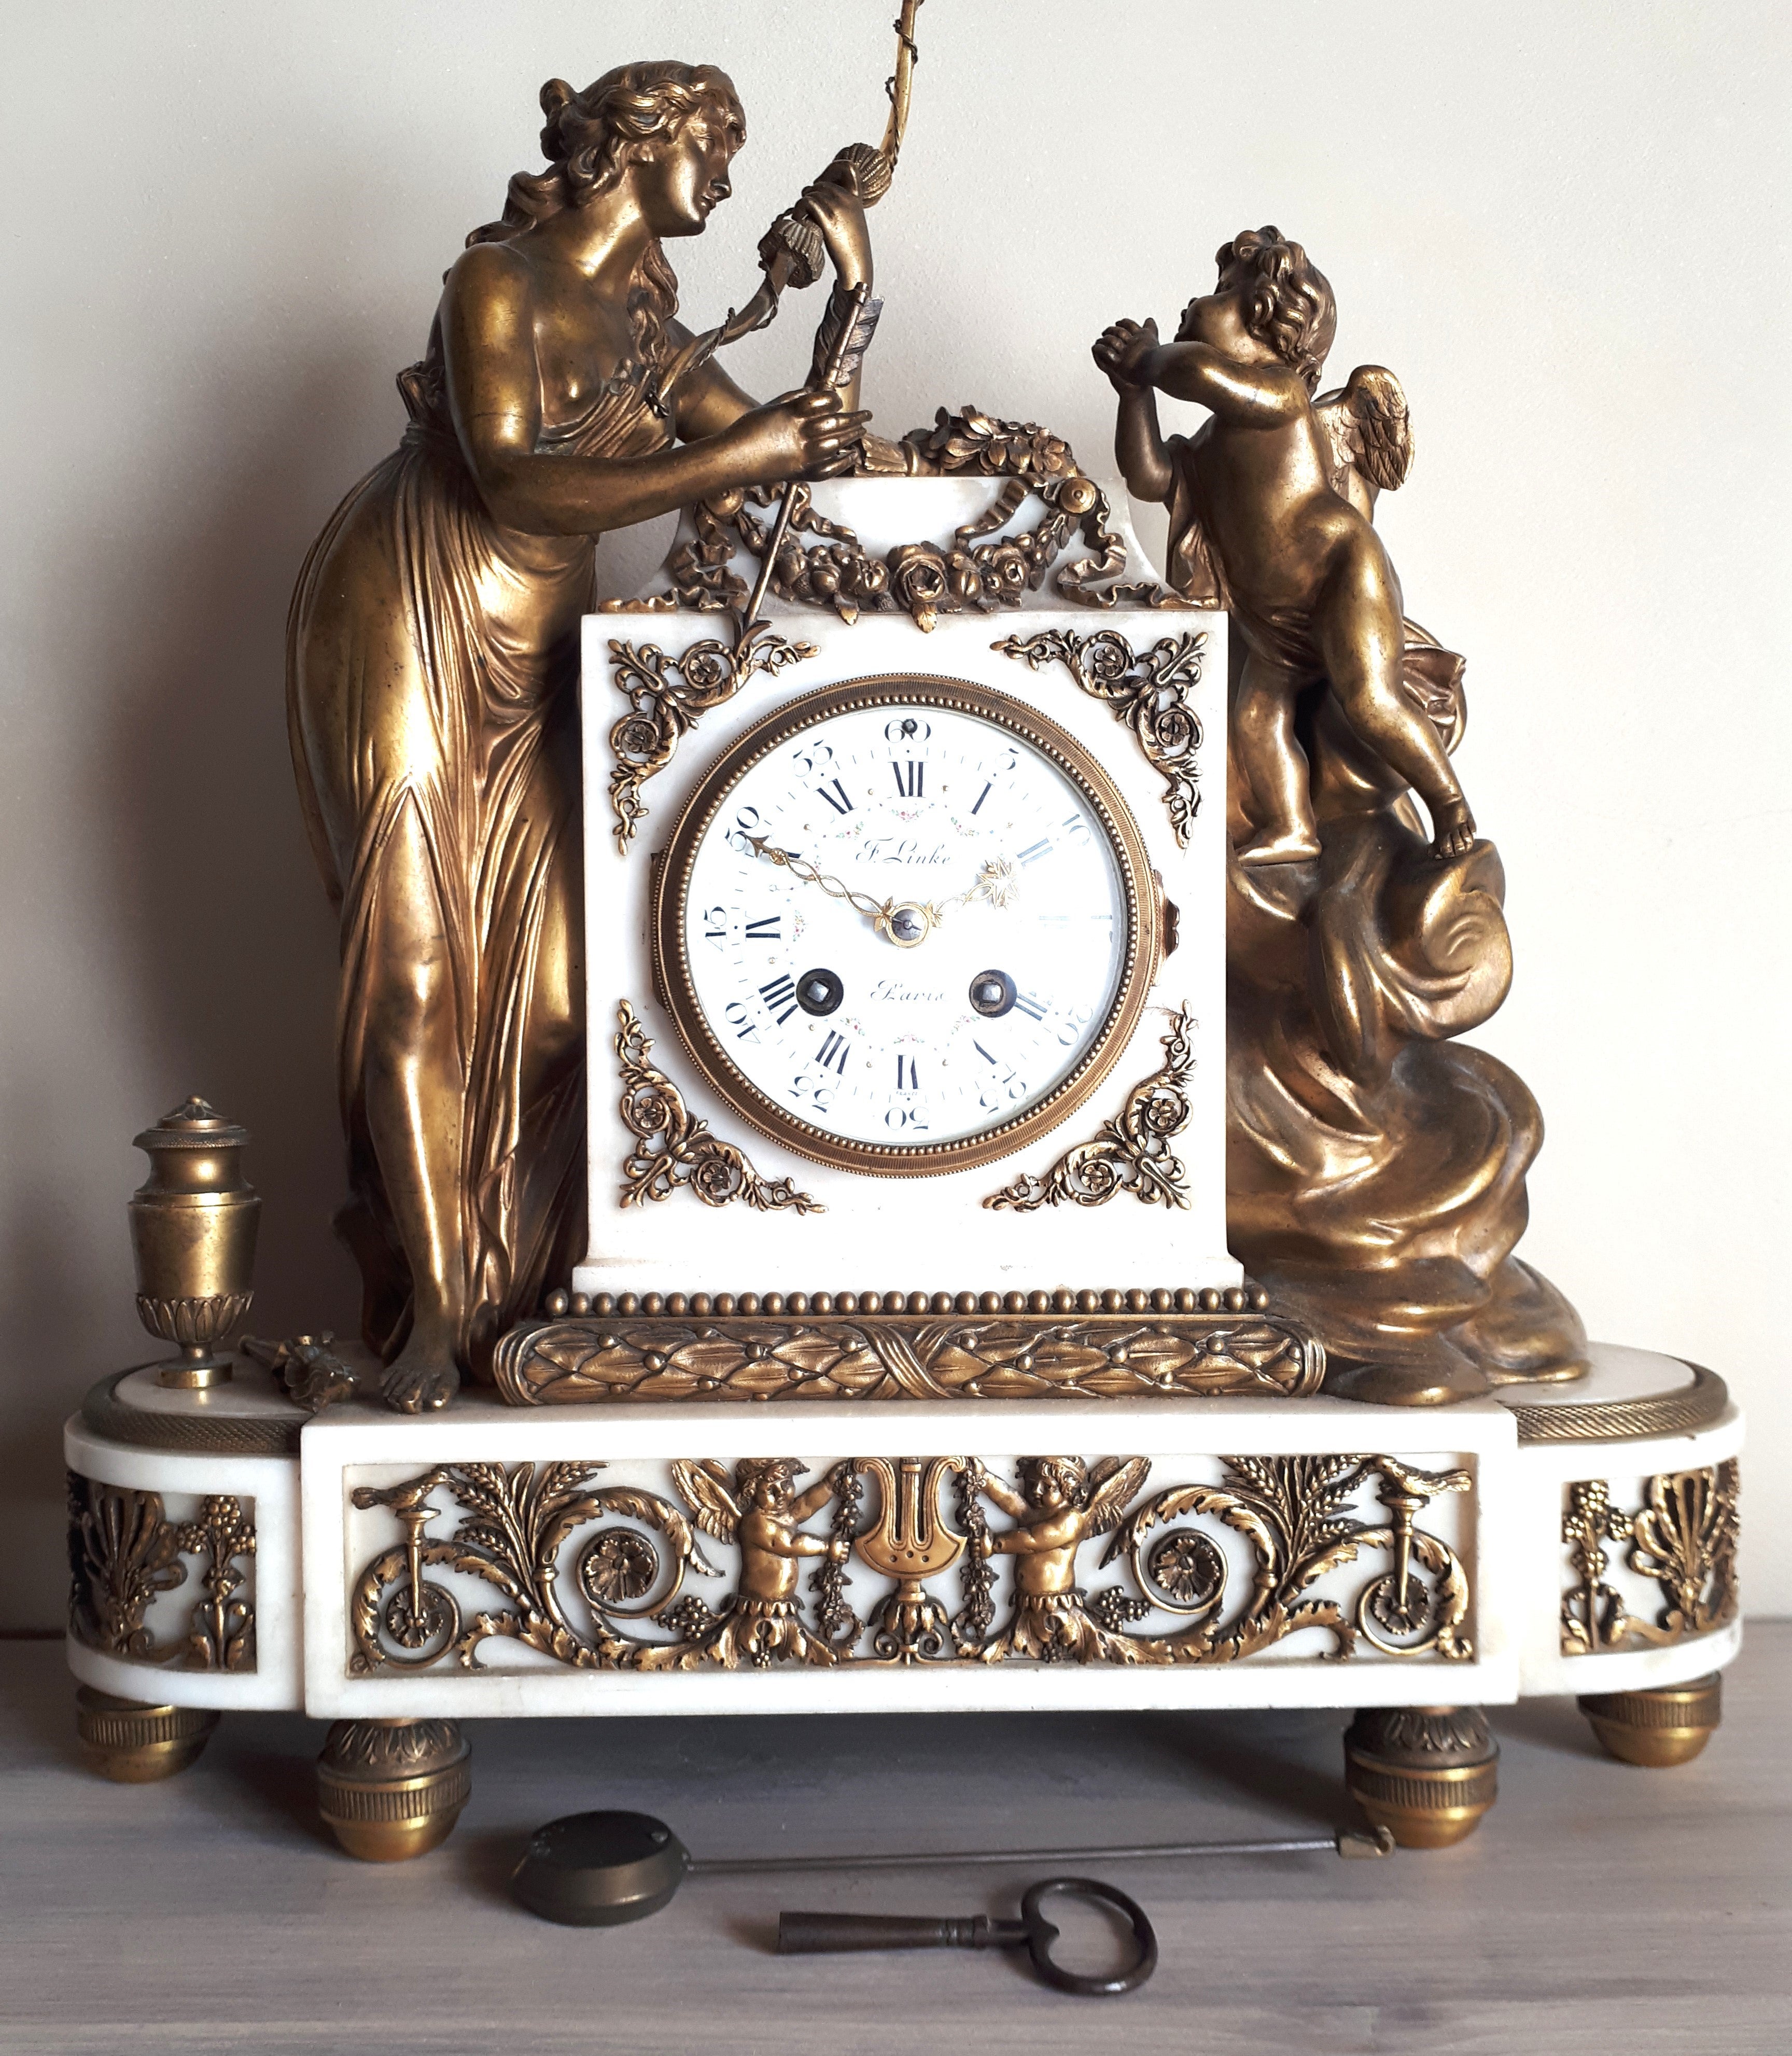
[{"x1": 574, "y1": 478, "x2": 1235, "y2": 1307}]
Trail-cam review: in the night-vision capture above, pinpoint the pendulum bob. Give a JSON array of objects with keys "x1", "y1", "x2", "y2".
[
  {"x1": 75, "y1": 1687, "x2": 220, "y2": 1782},
  {"x1": 512, "y1": 1812, "x2": 693, "y2": 1926},
  {"x1": 1342, "y1": 1705, "x2": 1498, "y2": 1848},
  {"x1": 1578, "y1": 1674, "x2": 1722, "y2": 1768},
  {"x1": 129, "y1": 1098, "x2": 261, "y2": 1389},
  {"x1": 315, "y1": 1718, "x2": 471, "y2": 1861}
]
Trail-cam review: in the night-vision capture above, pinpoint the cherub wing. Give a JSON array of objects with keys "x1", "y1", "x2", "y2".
[
  {"x1": 670, "y1": 1458, "x2": 740, "y2": 1544},
  {"x1": 1084, "y1": 1456, "x2": 1153, "y2": 1538},
  {"x1": 1314, "y1": 365, "x2": 1413, "y2": 510}
]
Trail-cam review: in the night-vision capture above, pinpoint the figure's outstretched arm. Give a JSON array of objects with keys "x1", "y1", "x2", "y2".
[
  {"x1": 443, "y1": 246, "x2": 866, "y2": 536},
  {"x1": 972, "y1": 1465, "x2": 1031, "y2": 1520},
  {"x1": 1142, "y1": 341, "x2": 1298, "y2": 425},
  {"x1": 670, "y1": 335, "x2": 760, "y2": 444},
  {"x1": 787, "y1": 1475, "x2": 842, "y2": 1522},
  {"x1": 671, "y1": 179, "x2": 877, "y2": 443}
]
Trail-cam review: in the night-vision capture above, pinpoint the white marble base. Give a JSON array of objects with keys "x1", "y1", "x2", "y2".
[
  {"x1": 63, "y1": 1341, "x2": 1745, "y2": 1729},
  {"x1": 1513, "y1": 1350, "x2": 1742, "y2": 1698},
  {"x1": 300, "y1": 1389, "x2": 1516, "y2": 1719}
]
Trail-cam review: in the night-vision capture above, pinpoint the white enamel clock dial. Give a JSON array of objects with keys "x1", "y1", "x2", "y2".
[{"x1": 653, "y1": 678, "x2": 1159, "y2": 1176}]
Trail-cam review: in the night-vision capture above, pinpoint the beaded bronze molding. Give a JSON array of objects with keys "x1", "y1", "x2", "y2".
[
  {"x1": 345, "y1": 1449, "x2": 1468, "y2": 1675},
  {"x1": 492, "y1": 1282, "x2": 1324, "y2": 1405},
  {"x1": 67, "y1": 1472, "x2": 257, "y2": 1672},
  {"x1": 1560, "y1": 1460, "x2": 1739, "y2": 1656}
]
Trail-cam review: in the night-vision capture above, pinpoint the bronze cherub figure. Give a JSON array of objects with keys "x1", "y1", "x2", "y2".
[
  {"x1": 1096, "y1": 229, "x2": 1586, "y2": 1404},
  {"x1": 1095, "y1": 228, "x2": 1473, "y2": 866}
]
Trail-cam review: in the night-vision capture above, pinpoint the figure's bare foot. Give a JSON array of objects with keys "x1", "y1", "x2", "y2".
[
  {"x1": 1430, "y1": 799, "x2": 1477, "y2": 861},
  {"x1": 381, "y1": 1333, "x2": 460, "y2": 1413},
  {"x1": 1235, "y1": 826, "x2": 1322, "y2": 866}
]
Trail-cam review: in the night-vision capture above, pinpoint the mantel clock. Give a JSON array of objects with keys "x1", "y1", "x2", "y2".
[{"x1": 558, "y1": 475, "x2": 1265, "y2": 1361}]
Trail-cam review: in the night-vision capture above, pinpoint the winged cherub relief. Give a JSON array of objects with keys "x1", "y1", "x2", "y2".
[
  {"x1": 1091, "y1": 229, "x2": 1586, "y2": 1405},
  {"x1": 969, "y1": 1455, "x2": 1154, "y2": 1662},
  {"x1": 644, "y1": 1457, "x2": 851, "y2": 1668}
]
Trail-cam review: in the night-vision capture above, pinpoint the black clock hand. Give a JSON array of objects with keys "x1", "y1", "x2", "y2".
[
  {"x1": 747, "y1": 840, "x2": 1019, "y2": 947},
  {"x1": 748, "y1": 830, "x2": 933, "y2": 938}
]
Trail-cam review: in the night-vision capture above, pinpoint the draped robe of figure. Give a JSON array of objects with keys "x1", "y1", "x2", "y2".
[
  {"x1": 287, "y1": 344, "x2": 670, "y2": 1377},
  {"x1": 1161, "y1": 435, "x2": 1588, "y2": 1401}
]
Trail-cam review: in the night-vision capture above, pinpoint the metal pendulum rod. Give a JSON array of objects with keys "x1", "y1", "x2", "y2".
[
  {"x1": 509, "y1": 1811, "x2": 1393, "y2": 1928},
  {"x1": 691, "y1": 1826, "x2": 1391, "y2": 1878}
]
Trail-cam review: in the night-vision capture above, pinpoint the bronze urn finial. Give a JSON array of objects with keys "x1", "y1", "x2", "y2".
[{"x1": 128, "y1": 1097, "x2": 261, "y2": 1388}]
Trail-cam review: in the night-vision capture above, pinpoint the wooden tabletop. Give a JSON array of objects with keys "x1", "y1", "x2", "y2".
[{"x1": 3, "y1": 1631, "x2": 1786, "y2": 2053}]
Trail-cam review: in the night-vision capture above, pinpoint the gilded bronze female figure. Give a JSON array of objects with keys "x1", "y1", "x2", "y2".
[{"x1": 288, "y1": 64, "x2": 872, "y2": 1409}]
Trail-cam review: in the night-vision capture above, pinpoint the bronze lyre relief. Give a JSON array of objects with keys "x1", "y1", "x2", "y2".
[
  {"x1": 287, "y1": 25, "x2": 930, "y2": 1410},
  {"x1": 1096, "y1": 230, "x2": 1587, "y2": 1403}
]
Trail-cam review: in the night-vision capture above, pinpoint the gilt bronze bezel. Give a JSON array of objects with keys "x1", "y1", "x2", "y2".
[{"x1": 650, "y1": 676, "x2": 1160, "y2": 1177}]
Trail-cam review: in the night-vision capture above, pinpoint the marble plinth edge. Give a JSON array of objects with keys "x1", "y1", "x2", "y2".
[{"x1": 61, "y1": 1341, "x2": 1741, "y2": 1724}]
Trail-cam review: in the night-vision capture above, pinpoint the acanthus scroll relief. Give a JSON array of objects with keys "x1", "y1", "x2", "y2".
[
  {"x1": 66, "y1": 1472, "x2": 257, "y2": 1672},
  {"x1": 616, "y1": 1001, "x2": 822, "y2": 1216},
  {"x1": 995, "y1": 628, "x2": 1207, "y2": 845},
  {"x1": 608, "y1": 618, "x2": 817, "y2": 853},
  {"x1": 345, "y1": 1449, "x2": 1474, "y2": 1677},
  {"x1": 985, "y1": 1009, "x2": 1194, "y2": 1213},
  {"x1": 1560, "y1": 1461, "x2": 1739, "y2": 1656}
]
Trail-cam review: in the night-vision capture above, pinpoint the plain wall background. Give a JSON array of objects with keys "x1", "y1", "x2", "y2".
[{"x1": 3, "y1": 1, "x2": 1786, "y2": 1626}]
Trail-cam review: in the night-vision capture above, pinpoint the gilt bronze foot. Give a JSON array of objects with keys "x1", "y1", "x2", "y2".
[
  {"x1": 1343, "y1": 1704, "x2": 1498, "y2": 1847},
  {"x1": 75, "y1": 1687, "x2": 220, "y2": 1782},
  {"x1": 1578, "y1": 1674, "x2": 1721, "y2": 1768},
  {"x1": 316, "y1": 1717, "x2": 471, "y2": 1861}
]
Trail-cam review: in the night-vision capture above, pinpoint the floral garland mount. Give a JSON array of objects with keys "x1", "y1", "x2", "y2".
[{"x1": 662, "y1": 405, "x2": 1190, "y2": 632}]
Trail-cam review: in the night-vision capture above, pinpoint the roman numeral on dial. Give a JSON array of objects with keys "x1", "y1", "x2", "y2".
[
  {"x1": 893, "y1": 761, "x2": 924, "y2": 799},
  {"x1": 1014, "y1": 991, "x2": 1048, "y2": 1022},
  {"x1": 759, "y1": 975, "x2": 799, "y2": 1025},
  {"x1": 744, "y1": 914, "x2": 780, "y2": 940},
  {"x1": 895, "y1": 1054, "x2": 918, "y2": 1090},
  {"x1": 816, "y1": 778, "x2": 854, "y2": 815},
  {"x1": 1017, "y1": 838, "x2": 1052, "y2": 865},
  {"x1": 817, "y1": 1030, "x2": 851, "y2": 1074}
]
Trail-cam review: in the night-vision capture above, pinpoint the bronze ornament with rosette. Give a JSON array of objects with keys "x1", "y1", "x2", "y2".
[
  {"x1": 995, "y1": 628, "x2": 1207, "y2": 846},
  {"x1": 985, "y1": 1007, "x2": 1195, "y2": 1212},
  {"x1": 614, "y1": 1000, "x2": 822, "y2": 1215},
  {"x1": 1560, "y1": 1462, "x2": 1739, "y2": 1655}
]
